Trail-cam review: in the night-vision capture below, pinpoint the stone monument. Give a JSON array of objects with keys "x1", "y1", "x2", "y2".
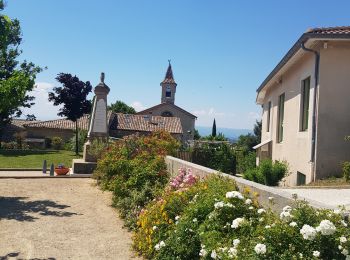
[{"x1": 72, "y1": 72, "x2": 110, "y2": 174}]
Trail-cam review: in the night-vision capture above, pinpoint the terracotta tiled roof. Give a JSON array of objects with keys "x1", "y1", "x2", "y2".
[
  {"x1": 12, "y1": 119, "x2": 39, "y2": 129},
  {"x1": 306, "y1": 26, "x2": 350, "y2": 35},
  {"x1": 161, "y1": 62, "x2": 176, "y2": 84},
  {"x1": 23, "y1": 112, "x2": 183, "y2": 134},
  {"x1": 24, "y1": 115, "x2": 91, "y2": 130},
  {"x1": 114, "y1": 113, "x2": 182, "y2": 134}
]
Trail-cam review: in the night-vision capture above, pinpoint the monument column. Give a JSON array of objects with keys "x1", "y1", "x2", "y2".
[{"x1": 72, "y1": 72, "x2": 110, "y2": 174}]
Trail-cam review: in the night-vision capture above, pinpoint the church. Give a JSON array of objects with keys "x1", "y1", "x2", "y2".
[{"x1": 137, "y1": 62, "x2": 197, "y2": 143}]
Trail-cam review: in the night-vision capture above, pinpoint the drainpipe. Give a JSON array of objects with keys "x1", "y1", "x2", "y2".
[{"x1": 301, "y1": 42, "x2": 320, "y2": 182}]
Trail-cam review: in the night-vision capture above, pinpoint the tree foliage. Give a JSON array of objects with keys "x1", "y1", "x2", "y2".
[
  {"x1": 108, "y1": 100, "x2": 136, "y2": 114},
  {"x1": 0, "y1": 1, "x2": 42, "y2": 147},
  {"x1": 48, "y1": 73, "x2": 92, "y2": 154},
  {"x1": 236, "y1": 120, "x2": 262, "y2": 152}
]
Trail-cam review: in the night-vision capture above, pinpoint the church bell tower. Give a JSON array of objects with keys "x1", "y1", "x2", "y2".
[{"x1": 161, "y1": 61, "x2": 177, "y2": 104}]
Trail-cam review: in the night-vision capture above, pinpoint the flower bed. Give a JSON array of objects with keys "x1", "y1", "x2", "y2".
[
  {"x1": 134, "y1": 171, "x2": 350, "y2": 259},
  {"x1": 95, "y1": 132, "x2": 350, "y2": 259}
]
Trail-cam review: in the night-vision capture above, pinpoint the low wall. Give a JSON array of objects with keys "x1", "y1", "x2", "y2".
[{"x1": 165, "y1": 156, "x2": 334, "y2": 212}]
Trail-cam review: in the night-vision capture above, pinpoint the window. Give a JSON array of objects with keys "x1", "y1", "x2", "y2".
[
  {"x1": 297, "y1": 171, "x2": 306, "y2": 186},
  {"x1": 300, "y1": 77, "x2": 310, "y2": 131},
  {"x1": 165, "y1": 86, "x2": 171, "y2": 98},
  {"x1": 277, "y1": 93, "x2": 285, "y2": 143},
  {"x1": 266, "y1": 101, "x2": 271, "y2": 132}
]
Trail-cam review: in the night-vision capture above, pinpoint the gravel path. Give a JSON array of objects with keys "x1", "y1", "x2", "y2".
[{"x1": 0, "y1": 178, "x2": 141, "y2": 260}]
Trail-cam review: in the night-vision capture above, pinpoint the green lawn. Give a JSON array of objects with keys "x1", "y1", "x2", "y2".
[{"x1": 0, "y1": 150, "x2": 82, "y2": 169}]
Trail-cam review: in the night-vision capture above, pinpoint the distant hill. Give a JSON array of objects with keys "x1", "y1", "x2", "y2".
[{"x1": 196, "y1": 126, "x2": 252, "y2": 142}]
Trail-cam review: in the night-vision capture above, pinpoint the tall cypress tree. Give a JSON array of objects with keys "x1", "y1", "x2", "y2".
[{"x1": 212, "y1": 118, "x2": 217, "y2": 137}]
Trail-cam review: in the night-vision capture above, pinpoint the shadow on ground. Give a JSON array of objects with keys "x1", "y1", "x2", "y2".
[
  {"x1": 0, "y1": 252, "x2": 56, "y2": 260},
  {"x1": 0, "y1": 196, "x2": 80, "y2": 221}
]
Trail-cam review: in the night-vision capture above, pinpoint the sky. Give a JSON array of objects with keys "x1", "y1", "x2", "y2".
[{"x1": 4, "y1": 0, "x2": 350, "y2": 129}]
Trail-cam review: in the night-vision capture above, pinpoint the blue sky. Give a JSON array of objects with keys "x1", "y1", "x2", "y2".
[{"x1": 5, "y1": 0, "x2": 350, "y2": 129}]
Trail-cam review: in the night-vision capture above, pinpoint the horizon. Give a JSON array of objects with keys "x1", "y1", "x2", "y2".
[{"x1": 4, "y1": 1, "x2": 350, "y2": 129}]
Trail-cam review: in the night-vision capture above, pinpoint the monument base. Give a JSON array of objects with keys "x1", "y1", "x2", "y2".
[{"x1": 72, "y1": 159, "x2": 97, "y2": 174}]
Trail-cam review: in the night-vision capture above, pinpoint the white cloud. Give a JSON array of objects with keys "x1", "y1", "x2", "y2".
[
  {"x1": 21, "y1": 82, "x2": 61, "y2": 120},
  {"x1": 192, "y1": 107, "x2": 226, "y2": 118},
  {"x1": 131, "y1": 101, "x2": 146, "y2": 112},
  {"x1": 248, "y1": 111, "x2": 261, "y2": 120}
]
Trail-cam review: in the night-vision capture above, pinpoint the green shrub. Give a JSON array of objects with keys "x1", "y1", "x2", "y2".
[
  {"x1": 236, "y1": 151, "x2": 256, "y2": 174},
  {"x1": 89, "y1": 138, "x2": 109, "y2": 161},
  {"x1": 135, "y1": 173, "x2": 350, "y2": 260},
  {"x1": 244, "y1": 159, "x2": 287, "y2": 186},
  {"x1": 51, "y1": 136, "x2": 63, "y2": 150},
  {"x1": 152, "y1": 175, "x2": 239, "y2": 260},
  {"x1": 192, "y1": 143, "x2": 236, "y2": 174},
  {"x1": 342, "y1": 161, "x2": 350, "y2": 182},
  {"x1": 94, "y1": 131, "x2": 180, "y2": 230},
  {"x1": 66, "y1": 130, "x2": 87, "y2": 152}
]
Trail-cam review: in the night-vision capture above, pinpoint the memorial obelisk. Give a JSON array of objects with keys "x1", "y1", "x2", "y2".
[{"x1": 72, "y1": 72, "x2": 110, "y2": 174}]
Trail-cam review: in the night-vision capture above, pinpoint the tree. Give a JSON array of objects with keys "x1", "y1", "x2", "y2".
[
  {"x1": 212, "y1": 118, "x2": 217, "y2": 137},
  {"x1": 0, "y1": 1, "x2": 42, "y2": 148},
  {"x1": 254, "y1": 120, "x2": 262, "y2": 144},
  {"x1": 25, "y1": 114, "x2": 36, "y2": 121},
  {"x1": 236, "y1": 120, "x2": 262, "y2": 152},
  {"x1": 108, "y1": 100, "x2": 136, "y2": 114},
  {"x1": 194, "y1": 129, "x2": 201, "y2": 140},
  {"x1": 48, "y1": 73, "x2": 92, "y2": 155}
]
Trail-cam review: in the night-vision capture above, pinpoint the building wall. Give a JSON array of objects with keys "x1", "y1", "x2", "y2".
[
  {"x1": 316, "y1": 41, "x2": 350, "y2": 179},
  {"x1": 26, "y1": 128, "x2": 74, "y2": 141},
  {"x1": 260, "y1": 53, "x2": 316, "y2": 186},
  {"x1": 142, "y1": 105, "x2": 195, "y2": 143}
]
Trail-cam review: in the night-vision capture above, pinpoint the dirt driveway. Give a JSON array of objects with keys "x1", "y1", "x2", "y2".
[{"x1": 0, "y1": 178, "x2": 141, "y2": 260}]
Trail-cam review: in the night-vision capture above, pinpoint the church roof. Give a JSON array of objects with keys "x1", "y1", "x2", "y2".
[
  {"x1": 161, "y1": 62, "x2": 176, "y2": 84},
  {"x1": 137, "y1": 103, "x2": 197, "y2": 119},
  {"x1": 112, "y1": 113, "x2": 182, "y2": 134}
]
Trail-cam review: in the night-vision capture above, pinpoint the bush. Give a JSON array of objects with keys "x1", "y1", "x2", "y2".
[
  {"x1": 244, "y1": 159, "x2": 287, "y2": 186},
  {"x1": 342, "y1": 161, "x2": 350, "y2": 182},
  {"x1": 89, "y1": 138, "x2": 109, "y2": 161},
  {"x1": 1, "y1": 141, "x2": 16, "y2": 149},
  {"x1": 236, "y1": 151, "x2": 256, "y2": 174},
  {"x1": 93, "y1": 131, "x2": 180, "y2": 229},
  {"x1": 66, "y1": 130, "x2": 87, "y2": 152},
  {"x1": 134, "y1": 173, "x2": 350, "y2": 260},
  {"x1": 192, "y1": 143, "x2": 236, "y2": 174},
  {"x1": 51, "y1": 136, "x2": 63, "y2": 150}
]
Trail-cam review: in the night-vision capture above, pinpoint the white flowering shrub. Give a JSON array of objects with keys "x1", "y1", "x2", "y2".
[{"x1": 135, "y1": 175, "x2": 350, "y2": 259}]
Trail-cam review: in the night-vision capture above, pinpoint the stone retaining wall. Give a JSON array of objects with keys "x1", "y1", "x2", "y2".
[{"x1": 165, "y1": 156, "x2": 334, "y2": 212}]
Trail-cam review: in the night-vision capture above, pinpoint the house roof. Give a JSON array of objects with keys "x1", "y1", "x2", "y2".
[
  {"x1": 161, "y1": 62, "x2": 176, "y2": 84},
  {"x1": 112, "y1": 113, "x2": 183, "y2": 134},
  {"x1": 257, "y1": 26, "x2": 350, "y2": 99},
  {"x1": 11, "y1": 119, "x2": 39, "y2": 129},
  {"x1": 23, "y1": 112, "x2": 183, "y2": 134},
  {"x1": 24, "y1": 115, "x2": 91, "y2": 130},
  {"x1": 137, "y1": 103, "x2": 197, "y2": 119}
]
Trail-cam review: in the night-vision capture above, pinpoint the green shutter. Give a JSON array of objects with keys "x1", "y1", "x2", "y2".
[
  {"x1": 301, "y1": 77, "x2": 310, "y2": 131},
  {"x1": 277, "y1": 93, "x2": 285, "y2": 143}
]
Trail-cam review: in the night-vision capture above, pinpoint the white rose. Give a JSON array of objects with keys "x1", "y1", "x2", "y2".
[
  {"x1": 254, "y1": 243, "x2": 266, "y2": 255},
  {"x1": 313, "y1": 251, "x2": 320, "y2": 257}
]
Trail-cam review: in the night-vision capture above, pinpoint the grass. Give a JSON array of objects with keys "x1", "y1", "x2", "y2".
[
  {"x1": 305, "y1": 176, "x2": 350, "y2": 187},
  {"x1": 0, "y1": 150, "x2": 82, "y2": 169}
]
